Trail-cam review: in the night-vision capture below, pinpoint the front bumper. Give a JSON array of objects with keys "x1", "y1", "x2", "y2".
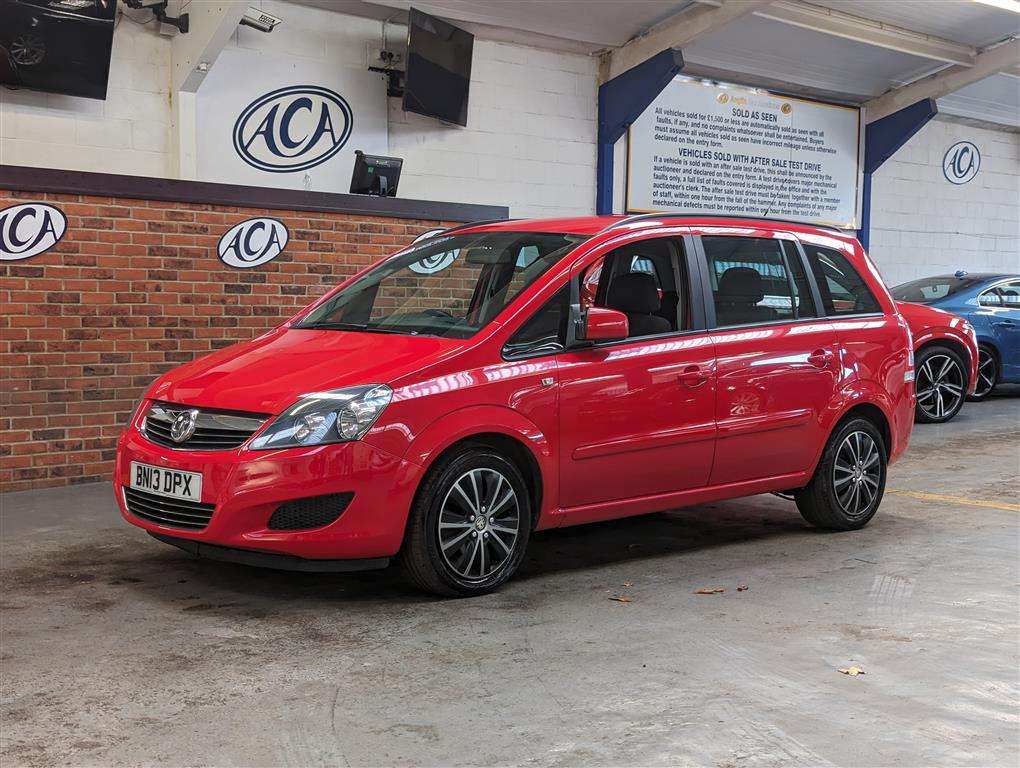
[
  {"x1": 150, "y1": 533, "x2": 390, "y2": 572},
  {"x1": 115, "y1": 428, "x2": 423, "y2": 561}
]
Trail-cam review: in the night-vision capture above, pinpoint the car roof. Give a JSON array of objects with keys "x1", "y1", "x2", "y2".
[
  {"x1": 453, "y1": 214, "x2": 850, "y2": 238},
  {"x1": 905, "y1": 273, "x2": 1016, "y2": 283}
]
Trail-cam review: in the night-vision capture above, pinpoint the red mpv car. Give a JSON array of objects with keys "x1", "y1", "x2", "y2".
[{"x1": 116, "y1": 214, "x2": 915, "y2": 596}]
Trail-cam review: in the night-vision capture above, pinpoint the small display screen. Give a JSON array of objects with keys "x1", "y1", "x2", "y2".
[{"x1": 402, "y1": 7, "x2": 473, "y2": 127}]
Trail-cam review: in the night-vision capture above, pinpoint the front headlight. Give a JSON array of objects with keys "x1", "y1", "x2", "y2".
[
  {"x1": 129, "y1": 396, "x2": 148, "y2": 428},
  {"x1": 248, "y1": 385, "x2": 392, "y2": 450}
]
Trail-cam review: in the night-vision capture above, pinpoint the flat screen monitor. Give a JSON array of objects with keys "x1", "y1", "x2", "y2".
[
  {"x1": 402, "y1": 7, "x2": 473, "y2": 127},
  {"x1": 350, "y1": 151, "x2": 403, "y2": 197},
  {"x1": 0, "y1": 0, "x2": 117, "y2": 100}
]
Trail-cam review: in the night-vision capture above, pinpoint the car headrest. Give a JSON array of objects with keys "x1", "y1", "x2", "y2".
[
  {"x1": 606, "y1": 272, "x2": 661, "y2": 314},
  {"x1": 718, "y1": 267, "x2": 765, "y2": 305}
]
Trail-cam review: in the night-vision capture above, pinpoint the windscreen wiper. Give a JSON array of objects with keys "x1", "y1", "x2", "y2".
[{"x1": 298, "y1": 322, "x2": 403, "y2": 334}]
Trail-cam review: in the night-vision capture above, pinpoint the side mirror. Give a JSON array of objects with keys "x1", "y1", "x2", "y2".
[{"x1": 581, "y1": 307, "x2": 629, "y2": 342}]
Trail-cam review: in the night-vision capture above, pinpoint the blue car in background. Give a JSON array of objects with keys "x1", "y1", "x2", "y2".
[{"x1": 893, "y1": 272, "x2": 1020, "y2": 400}]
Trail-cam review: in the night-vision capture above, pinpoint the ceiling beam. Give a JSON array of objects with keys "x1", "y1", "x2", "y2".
[
  {"x1": 864, "y1": 38, "x2": 1020, "y2": 123},
  {"x1": 1000, "y1": 63, "x2": 1020, "y2": 81},
  {"x1": 607, "y1": 1, "x2": 772, "y2": 81},
  {"x1": 750, "y1": 1, "x2": 978, "y2": 67},
  {"x1": 171, "y1": 1, "x2": 247, "y2": 93}
]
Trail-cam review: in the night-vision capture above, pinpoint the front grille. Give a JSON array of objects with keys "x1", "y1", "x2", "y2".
[
  {"x1": 267, "y1": 493, "x2": 353, "y2": 530},
  {"x1": 123, "y1": 486, "x2": 215, "y2": 530},
  {"x1": 142, "y1": 402, "x2": 267, "y2": 451}
]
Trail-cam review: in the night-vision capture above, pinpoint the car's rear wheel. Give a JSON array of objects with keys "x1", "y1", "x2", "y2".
[
  {"x1": 795, "y1": 417, "x2": 886, "y2": 531},
  {"x1": 968, "y1": 346, "x2": 998, "y2": 401},
  {"x1": 914, "y1": 345, "x2": 967, "y2": 423},
  {"x1": 399, "y1": 445, "x2": 531, "y2": 597}
]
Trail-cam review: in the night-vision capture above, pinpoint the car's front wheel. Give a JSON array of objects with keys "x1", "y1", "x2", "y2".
[
  {"x1": 795, "y1": 417, "x2": 887, "y2": 531},
  {"x1": 968, "y1": 345, "x2": 998, "y2": 401},
  {"x1": 914, "y1": 344, "x2": 967, "y2": 423},
  {"x1": 399, "y1": 445, "x2": 532, "y2": 597}
]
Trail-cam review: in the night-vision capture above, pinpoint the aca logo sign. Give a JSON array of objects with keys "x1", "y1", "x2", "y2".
[
  {"x1": 218, "y1": 218, "x2": 289, "y2": 268},
  {"x1": 233, "y1": 85, "x2": 353, "y2": 173},
  {"x1": 943, "y1": 141, "x2": 980, "y2": 185},
  {"x1": 409, "y1": 250, "x2": 458, "y2": 275},
  {"x1": 0, "y1": 202, "x2": 67, "y2": 261}
]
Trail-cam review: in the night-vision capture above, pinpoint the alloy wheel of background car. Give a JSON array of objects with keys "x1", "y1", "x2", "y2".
[
  {"x1": 437, "y1": 467, "x2": 520, "y2": 581},
  {"x1": 10, "y1": 34, "x2": 45, "y2": 66},
  {"x1": 795, "y1": 417, "x2": 887, "y2": 531},
  {"x1": 914, "y1": 347, "x2": 966, "y2": 423},
  {"x1": 969, "y1": 347, "x2": 998, "y2": 401}
]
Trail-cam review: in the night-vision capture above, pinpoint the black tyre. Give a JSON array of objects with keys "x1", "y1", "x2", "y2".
[
  {"x1": 967, "y1": 345, "x2": 999, "y2": 401},
  {"x1": 914, "y1": 344, "x2": 967, "y2": 423},
  {"x1": 795, "y1": 417, "x2": 887, "y2": 531},
  {"x1": 399, "y1": 445, "x2": 532, "y2": 597}
]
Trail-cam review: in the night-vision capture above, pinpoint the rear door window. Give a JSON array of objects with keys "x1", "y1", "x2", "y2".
[
  {"x1": 701, "y1": 236, "x2": 814, "y2": 327},
  {"x1": 803, "y1": 245, "x2": 881, "y2": 316}
]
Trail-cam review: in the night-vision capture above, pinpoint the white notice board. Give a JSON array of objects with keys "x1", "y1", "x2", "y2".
[{"x1": 627, "y1": 78, "x2": 862, "y2": 228}]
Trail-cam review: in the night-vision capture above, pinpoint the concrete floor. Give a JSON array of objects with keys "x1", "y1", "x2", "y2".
[{"x1": 2, "y1": 392, "x2": 1018, "y2": 768}]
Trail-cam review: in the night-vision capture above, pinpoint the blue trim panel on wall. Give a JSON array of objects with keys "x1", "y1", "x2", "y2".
[
  {"x1": 596, "y1": 48, "x2": 685, "y2": 215},
  {"x1": 857, "y1": 98, "x2": 937, "y2": 251}
]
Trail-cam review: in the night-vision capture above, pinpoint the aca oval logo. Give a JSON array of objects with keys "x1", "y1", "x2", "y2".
[
  {"x1": 218, "y1": 218, "x2": 289, "y2": 268},
  {"x1": 409, "y1": 249, "x2": 458, "y2": 275},
  {"x1": 0, "y1": 202, "x2": 67, "y2": 261},
  {"x1": 233, "y1": 85, "x2": 353, "y2": 173},
  {"x1": 943, "y1": 141, "x2": 980, "y2": 185}
]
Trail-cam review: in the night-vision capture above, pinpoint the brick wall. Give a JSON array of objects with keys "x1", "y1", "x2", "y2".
[{"x1": 0, "y1": 189, "x2": 450, "y2": 493}]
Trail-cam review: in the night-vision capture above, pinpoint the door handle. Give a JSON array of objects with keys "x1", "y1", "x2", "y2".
[
  {"x1": 679, "y1": 364, "x2": 709, "y2": 388},
  {"x1": 993, "y1": 319, "x2": 1015, "y2": 327},
  {"x1": 808, "y1": 349, "x2": 832, "y2": 369}
]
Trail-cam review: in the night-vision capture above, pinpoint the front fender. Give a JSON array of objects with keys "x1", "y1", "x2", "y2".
[
  {"x1": 914, "y1": 325, "x2": 979, "y2": 392},
  {"x1": 405, "y1": 404, "x2": 558, "y2": 526}
]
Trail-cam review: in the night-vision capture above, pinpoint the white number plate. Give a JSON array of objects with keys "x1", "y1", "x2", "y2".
[{"x1": 129, "y1": 461, "x2": 203, "y2": 502}]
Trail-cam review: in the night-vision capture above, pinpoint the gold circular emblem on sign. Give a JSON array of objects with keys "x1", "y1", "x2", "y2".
[
  {"x1": 781, "y1": 103, "x2": 792, "y2": 114},
  {"x1": 717, "y1": 93, "x2": 730, "y2": 104}
]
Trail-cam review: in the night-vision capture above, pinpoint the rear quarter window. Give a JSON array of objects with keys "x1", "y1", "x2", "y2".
[{"x1": 804, "y1": 246, "x2": 881, "y2": 316}]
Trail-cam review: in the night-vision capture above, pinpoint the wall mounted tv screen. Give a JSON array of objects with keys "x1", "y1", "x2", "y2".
[
  {"x1": 403, "y1": 7, "x2": 473, "y2": 127},
  {"x1": 0, "y1": 0, "x2": 117, "y2": 100}
]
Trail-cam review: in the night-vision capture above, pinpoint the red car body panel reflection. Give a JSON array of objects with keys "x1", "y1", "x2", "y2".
[{"x1": 115, "y1": 214, "x2": 914, "y2": 564}]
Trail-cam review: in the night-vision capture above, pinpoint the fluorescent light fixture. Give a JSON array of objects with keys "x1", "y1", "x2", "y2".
[{"x1": 972, "y1": 0, "x2": 1020, "y2": 14}]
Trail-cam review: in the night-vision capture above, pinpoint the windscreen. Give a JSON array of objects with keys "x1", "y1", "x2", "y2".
[
  {"x1": 891, "y1": 276, "x2": 982, "y2": 303},
  {"x1": 296, "y1": 232, "x2": 587, "y2": 338}
]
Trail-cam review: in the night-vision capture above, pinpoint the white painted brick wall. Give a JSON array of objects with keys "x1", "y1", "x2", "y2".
[
  {"x1": 0, "y1": 11, "x2": 173, "y2": 176},
  {"x1": 388, "y1": 39, "x2": 597, "y2": 219},
  {"x1": 869, "y1": 118, "x2": 1020, "y2": 287},
  {"x1": 1, "y1": 2, "x2": 597, "y2": 221}
]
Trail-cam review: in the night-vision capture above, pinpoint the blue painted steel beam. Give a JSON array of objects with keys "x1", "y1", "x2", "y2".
[
  {"x1": 857, "y1": 98, "x2": 937, "y2": 250},
  {"x1": 596, "y1": 48, "x2": 684, "y2": 215}
]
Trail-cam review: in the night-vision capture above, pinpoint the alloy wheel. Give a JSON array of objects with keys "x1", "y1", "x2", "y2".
[
  {"x1": 916, "y1": 353, "x2": 965, "y2": 419},
  {"x1": 438, "y1": 468, "x2": 520, "y2": 581},
  {"x1": 832, "y1": 431, "x2": 881, "y2": 519},
  {"x1": 973, "y1": 348, "x2": 996, "y2": 398},
  {"x1": 10, "y1": 34, "x2": 45, "y2": 66}
]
